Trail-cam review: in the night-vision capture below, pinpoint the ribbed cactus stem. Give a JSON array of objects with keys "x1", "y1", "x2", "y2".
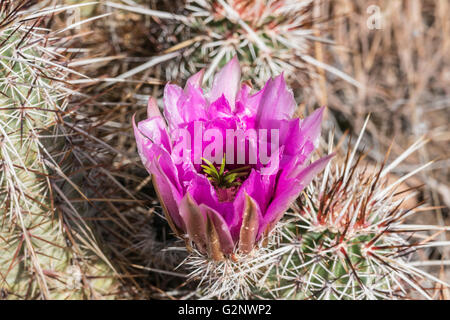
[
  {"x1": 185, "y1": 126, "x2": 448, "y2": 300},
  {"x1": 0, "y1": 1, "x2": 117, "y2": 299}
]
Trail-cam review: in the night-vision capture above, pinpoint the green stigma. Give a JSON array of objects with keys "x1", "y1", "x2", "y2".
[{"x1": 201, "y1": 155, "x2": 250, "y2": 189}]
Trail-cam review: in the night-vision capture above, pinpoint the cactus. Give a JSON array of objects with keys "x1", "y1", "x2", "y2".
[
  {"x1": 185, "y1": 122, "x2": 449, "y2": 300},
  {"x1": 105, "y1": 0, "x2": 359, "y2": 89},
  {"x1": 3, "y1": 0, "x2": 444, "y2": 301},
  {"x1": 0, "y1": 0, "x2": 118, "y2": 299}
]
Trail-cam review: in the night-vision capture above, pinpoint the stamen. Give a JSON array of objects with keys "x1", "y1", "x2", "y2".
[{"x1": 201, "y1": 155, "x2": 250, "y2": 190}]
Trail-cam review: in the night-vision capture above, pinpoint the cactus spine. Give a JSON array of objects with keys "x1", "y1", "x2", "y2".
[
  {"x1": 186, "y1": 124, "x2": 448, "y2": 300},
  {"x1": 0, "y1": 1, "x2": 118, "y2": 299}
]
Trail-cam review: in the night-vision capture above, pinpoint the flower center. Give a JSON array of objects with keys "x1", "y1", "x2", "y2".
[{"x1": 201, "y1": 155, "x2": 250, "y2": 202}]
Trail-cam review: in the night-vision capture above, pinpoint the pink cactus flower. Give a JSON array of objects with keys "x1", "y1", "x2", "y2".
[{"x1": 133, "y1": 57, "x2": 333, "y2": 260}]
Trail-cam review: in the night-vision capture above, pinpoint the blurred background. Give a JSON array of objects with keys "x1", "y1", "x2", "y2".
[{"x1": 1, "y1": 0, "x2": 448, "y2": 299}]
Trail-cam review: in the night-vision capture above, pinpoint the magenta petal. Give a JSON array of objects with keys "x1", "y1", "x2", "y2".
[
  {"x1": 184, "y1": 171, "x2": 235, "y2": 222},
  {"x1": 233, "y1": 170, "x2": 263, "y2": 215},
  {"x1": 247, "y1": 84, "x2": 266, "y2": 113},
  {"x1": 256, "y1": 73, "x2": 296, "y2": 128},
  {"x1": 178, "y1": 83, "x2": 208, "y2": 123},
  {"x1": 134, "y1": 115, "x2": 183, "y2": 232},
  {"x1": 163, "y1": 84, "x2": 184, "y2": 130},
  {"x1": 185, "y1": 173, "x2": 219, "y2": 208},
  {"x1": 258, "y1": 145, "x2": 284, "y2": 177},
  {"x1": 134, "y1": 115, "x2": 182, "y2": 193},
  {"x1": 147, "y1": 97, "x2": 162, "y2": 119},
  {"x1": 179, "y1": 193, "x2": 207, "y2": 252},
  {"x1": 288, "y1": 153, "x2": 334, "y2": 181},
  {"x1": 137, "y1": 116, "x2": 171, "y2": 153},
  {"x1": 231, "y1": 175, "x2": 270, "y2": 240},
  {"x1": 235, "y1": 83, "x2": 266, "y2": 120},
  {"x1": 186, "y1": 69, "x2": 205, "y2": 89},
  {"x1": 239, "y1": 194, "x2": 262, "y2": 252},
  {"x1": 258, "y1": 118, "x2": 297, "y2": 155},
  {"x1": 133, "y1": 114, "x2": 166, "y2": 173},
  {"x1": 261, "y1": 154, "x2": 334, "y2": 236},
  {"x1": 264, "y1": 115, "x2": 318, "y2": 158},
  {"x1": 209, "y1": 56, "x2": 241, "y2": 108},
  {"x1": 236, "y1": 84, "x2": 251, "y2": 106},
  {"x1": 300, "y1": 106, "x2": 325, "y2": 148},
  {"x1": 208, "y1": 94, "x2": 232, "y2": 118},
  {"x1": 133, "y1": 113, "x2": 149, "y2": 157},
  {"x1": 235, "y1": 84, "x2": 251, "y2": 115},
  {"x1": 151, "y1": 157, "x2": 185, "y2": 231},
  {"x1": 277, "y1": 151, "x2": 311, "y2": 190},
  {"x1": 200, "y1": 204, "x2": 234, "y2": 254}
]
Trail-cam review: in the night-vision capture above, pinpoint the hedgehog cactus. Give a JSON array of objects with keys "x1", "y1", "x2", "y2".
[
  {"x1": 184, "y1": 123, "x2": 449, "y2": 300},
  {"x1": 106, "y1": 0, "x2": 341, "y2": 87},
  {"x1": 264, "y1": 128, "x2": 444, "y2": 300},
  {"x1": 131, "y1": 54, "x2": 449, "y2": 299},
  {"x1": 2, "y1": 0, "x2": 447, "y2": 301},
  {"x1": 0, "y1": 1, "x2": 117, "y2": 299},
  {"x1": 185, "y1": 0, "x2": 319, "y2": 85},
  {"x1": 133, "y1": 57, "x2": 449, "y2": 299}
]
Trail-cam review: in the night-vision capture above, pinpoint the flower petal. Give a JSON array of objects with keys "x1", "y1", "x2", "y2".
[
  {"x1": 147, "y1": 97, "x2": 162, "y2": 119},
  {"x1": 178, "y1": 83, "x2": 208, "y2": 123},
  {"x1": 205, "y1": 213, "x2": 225, "y2": 261},
  {"x1": 134, "y1": 58, "x2": 328, "y2": 257},
  {"x1": 201, "y1": 204, "x2": 234, "y2": 255},
  {"x1": 133, "y1": 114, "x2": 169, "y2": 173},
  {"x1": 239, "y1": 194, "x2": 262, "y2": 254},
  {"x1": 256, "y1": 73, "x2": 296, "y2": 128},
  {"x1": 209, "y1": 56, "x2": 241, "y2": 108},
  {"x1": 179, "y1": 193, "x2": 207, "y2": 253},
  {"x1": 261, "y1": 154, "x2": 334, "y2": 236},
  {"x1": 231, "y1": 176, "x2": 270, "y2": 242},
  {"x1": 186, "y1": 69, "x2": 205, "y2": 89},
  {"x1": 151, "y1": 157, "x2": 185, "y2": 232},
  {"x1": 185, "y1": 173, "x2": 219, "y2": 208},
  {"x1": 137, "y1": 116, "x2": 171, "y2": 153},
  {"x1": 300, "y1": 106, "x2": 325, "y2": 148},
  {"x1": 163, "y1": 84, "x2": 184, "y2": 130},
  {"x1": 208, "y1": 94, "x2": 233, "y2": 118},
  {"x1": 235, "y1": 169, "x2": 274, "y2": 213}
]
